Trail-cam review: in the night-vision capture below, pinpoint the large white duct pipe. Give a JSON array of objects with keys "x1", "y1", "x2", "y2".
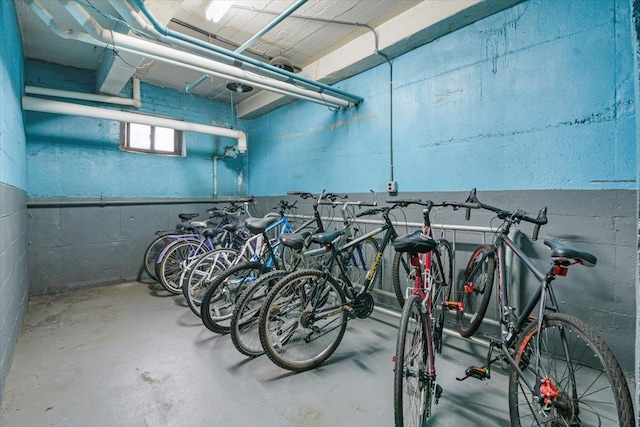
[
  {"x1": 22, "y1": 96, "x2": 247, "y2": 152},
  {"x1": 25, "y1": 78, "x2": 141, "y2": 107},
  {"x1": 25, "y1": 0, "x2": 353, "y2": 109}
]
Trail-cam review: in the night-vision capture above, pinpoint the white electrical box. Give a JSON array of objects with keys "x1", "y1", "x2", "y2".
[{"x1": 387, "y1": 180, "x2": 397, "y2": 193}]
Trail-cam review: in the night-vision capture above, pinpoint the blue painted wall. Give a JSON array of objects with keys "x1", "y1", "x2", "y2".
[
  {"x1": 0, "y1": 0, "x2": 29, "y2": 403},
  {"x1": 25, "y1": 60, "x2": 248, "y2": 199},
  {"x1": 248, "y1": 0, "x2": 636, "y2": 195}
]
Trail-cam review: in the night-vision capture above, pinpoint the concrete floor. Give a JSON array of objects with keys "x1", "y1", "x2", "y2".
[{"x1": 0, "y1": 281, "x2": 516, "y2": 426}]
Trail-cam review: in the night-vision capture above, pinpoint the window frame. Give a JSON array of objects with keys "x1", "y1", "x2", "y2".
[{"x1": 120, "y1": 122, "x2": 185, "y2": 157}]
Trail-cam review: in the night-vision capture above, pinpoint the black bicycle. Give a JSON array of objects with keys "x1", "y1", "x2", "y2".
[{"x1": 454, "y1": 189, "x2": 634, "y2": 426}]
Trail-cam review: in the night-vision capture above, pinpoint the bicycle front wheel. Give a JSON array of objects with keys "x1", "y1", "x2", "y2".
[
  {"x1": 157, "y1": 240, "x2": 209, "y2": 294},
  {"x1": 342, "y1": 237, "x2": 380, "y2": 291},
  {"x1": 394, "y1": 294, "x2": 431, "y2": 426},
  {"x1": 508, "y1": 312, "x2": 634, "y2": 426},
  {"x1": 183, "y1": 248, "x2": 239, "y2": 317},
  {"x1": 230, "y1": 270, "x2": 288, "y2": 357},
  {"x1": 201, "y1": 262, "x2": 269, "y2": 334},
  {"x1": 456, "y1": 244, "x2": 495, "y2": 338},
  {"x1": 259, "y1": 269, "x2": 347, "y2": 372}
]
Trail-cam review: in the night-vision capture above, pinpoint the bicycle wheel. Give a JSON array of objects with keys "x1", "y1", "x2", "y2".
[
  {"x1": 431, "y1": 239, "x2": 453, "y2": 353},
  {"x1": 341, "y1": 237, "x2": 380, "y2": 291},
  {"x1": 183, "y1": 248, "x2": 239, "y2": 317},
  {"x1": 455, "y1": 244, "x2": 495, "y2": 338},
  {"x1": 157, "y1": 240, "x2": 209, "y2": 294},
  {"x1": 391, "y1": 239, "x2": 453, "y2": 309},
  {"x1": 201, "y1": 262, "x2": 270, "y2": 334},
  {"x1": 259, "y1": 269, "x2": 347, "y2": 372},
  {"x1": 508, "y1": 312, "x2": 634, "y2": 426},
  {"x1": 230, "y1": 270, "x2": 288, "y2": 357},
  {"x1": 394, "y1": 294, "x2": 431, "y2": 426},
  {"x1": 143, "y1": 234, "x2": 173, "y2": 281}
]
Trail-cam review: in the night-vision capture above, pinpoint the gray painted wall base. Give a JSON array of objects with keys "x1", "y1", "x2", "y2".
[
  {"x1": 0, "y1": 183, "x2": 29, "y2": 398},
  {"x1": 26, "y1": 189, "x2": 636, "y2": 374}
]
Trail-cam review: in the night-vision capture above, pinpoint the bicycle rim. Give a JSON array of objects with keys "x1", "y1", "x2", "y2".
[
  {"x1": 394, "y1": 294, "x2": 431, "y2": 427},
  {"x1": 259, "y1": 269, "x2": 347, "y2": 372},
  {"x1": 508, "y1": 313, "x2": 634, "y2": 426}
]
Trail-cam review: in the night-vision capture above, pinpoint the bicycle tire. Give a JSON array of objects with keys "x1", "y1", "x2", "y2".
[
  {"x1": 143, "y1": 233, "x2": 173, "y2": 281},
  {"x1": 392, "y1": 239, "x2": 454, "y2": 309},
  {"x1": 157, "y1": 240, "x2": 209, "y2": 294},
  {"x1": 183, "y1": 248, "x2": 240, "y2": 317},
  {"x1": 455, "y1": 244, "x2": 495, "y2": 338},
  {"x1": 230, "y1": 270, "x2": 288, "y2": 357},
  {"x1": 508, "y1": 312, "x2": 634, "y2": 426},
  {"x1": 394, "y1": 294, "x2": 431, "y2": 426},
  {"x1": 342, "y1": 236, "x2": 380, "y2": 291},
  {"x1": 258, "y1": 269, "x2": 347, "y2": 372},
  {"x1": 432, "y1": 239, "x2": 453, "y2": 353},
  {"x1": 201, "y1": 262, "x2": 270, "y2": 334}
]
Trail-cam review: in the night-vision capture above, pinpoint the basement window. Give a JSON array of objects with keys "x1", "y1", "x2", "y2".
[{"x1": 120, "y1": 123, "x2": 185, "y2": 156}]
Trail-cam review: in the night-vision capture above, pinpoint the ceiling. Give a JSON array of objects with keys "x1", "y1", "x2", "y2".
[{"x1": 14, "y1": 0, "x2": 522, "y2": 119}]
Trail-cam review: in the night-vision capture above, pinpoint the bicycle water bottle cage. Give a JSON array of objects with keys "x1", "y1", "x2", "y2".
[
  {"x1": 309, "y1": 230, "x2": 344, "y2": 246},
  {"x1": 244, "y1": 216, "x2": 279, "y2": 235},
  {"x1": 280, "y1": 232, "x2": 311, "y2": 251},
  {"x1": 544, "y1": 239, "x2": 597, "y2": 267},
  {"x1": 393, "y1": 230, "x2": 437, "y2": 254},
  {"x1": 179, "y1": 213, "x2": 199, "y2": 222}
]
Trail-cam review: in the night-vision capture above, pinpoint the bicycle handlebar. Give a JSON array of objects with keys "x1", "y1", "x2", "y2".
[{"x1": 465, "y1": 188, "x2": 548, "y2": 240}]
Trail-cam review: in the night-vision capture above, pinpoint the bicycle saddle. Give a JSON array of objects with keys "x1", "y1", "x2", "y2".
[
  {"x1": 244, "y1": 216, "x2": 279, "y2": 235},
  {"x1": 310, "y1": 230, "x2": 343, "y2": 245},
  {"x1": 393, "y1": 230, "x2": 437, "y2": 254},
  {"x1": 544, "y1": 239, "x2": 597, "y2": 267},
  {"x1": 179, "y1": 213, "x2": 199, "y2": 221},
  {"x1": 280, "y1": 232, "x2": 311, "y2": 250}
]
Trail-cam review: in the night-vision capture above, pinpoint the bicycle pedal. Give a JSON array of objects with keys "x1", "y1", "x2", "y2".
[
  {"x1": 342, "y1": 304, "x2": 356, "y2": 319},
  {"x1": 456, "y1": 366, "x2": 489, "y2": 381},
  {"x1": 444, "y1": 300, "x2": 463, "y2": 311},
  {"x1": 435, "y1": 384, "x2": 443, "y2": 404}
]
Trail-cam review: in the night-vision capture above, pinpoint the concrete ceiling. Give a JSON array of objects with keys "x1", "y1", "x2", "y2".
[{"x1": 15, "y1": 0, "x2": 522, "y2": 119}]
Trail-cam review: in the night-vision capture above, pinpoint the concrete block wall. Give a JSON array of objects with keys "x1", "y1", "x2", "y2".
[{"x1": 0, "y1": 1, "x2": 28, "y2": 400}]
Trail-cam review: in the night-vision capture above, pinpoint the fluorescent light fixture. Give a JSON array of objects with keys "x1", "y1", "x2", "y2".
[{"x1": 206, "y1": 0, "x2": 234, "y2": 23}]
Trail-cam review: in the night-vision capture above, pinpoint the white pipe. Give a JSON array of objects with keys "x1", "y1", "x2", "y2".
[
  {"x1": 22, "y1": 96, "x2": 247, "y2": 152},
  {"x1": 27, "y1": 0, "x2": 352, "y2": 110},
  {"x1": 25, "y1": 78, "x2": 141, "y2": 107}
]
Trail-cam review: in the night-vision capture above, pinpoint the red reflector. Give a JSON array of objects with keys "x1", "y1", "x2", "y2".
[
  {"x1": 553, "y1": 266, "x2": 568, "y2": 276},
  {"x1": 392, "y1": 356, "x2": 397, "y2": 363},
  {"x1": 410, "y1": 256, "x2": 420, "y2": 266}
]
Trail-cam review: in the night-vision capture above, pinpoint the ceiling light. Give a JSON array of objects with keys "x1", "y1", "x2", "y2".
[
  {"x1": 206, "y1": 1, "x2": 234, "y2": 23},
  {"x1": 226, "y1": 82, "x2": 253, "y2": 93}
]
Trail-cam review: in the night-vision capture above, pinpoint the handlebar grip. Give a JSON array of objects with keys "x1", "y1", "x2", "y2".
[
  {"x1": 465, "y1": 207, "x2": 471, "y2": 221},
  {"x1": 531, "y1": 207, "x2": 547, "y2": 241}
]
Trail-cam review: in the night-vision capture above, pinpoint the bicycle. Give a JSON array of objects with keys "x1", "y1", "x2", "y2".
[
  {"x1": 194, "y1": 197, "x2": 328, "y2": 323},
  {"x1": 154, "y1": 202, "x2": 251, "y2": 294},
  {"x1": 258, "y1": 199, "x2": 418, "y2": 373},
  {"x1": 228, "y1": 191, "x2": 346, "y2": 357},
  {"x1": 390, "y1": 198, "x2": 474, "y2": 426},
  {"x1": 453, "y1": 189, "x2": 634, "y2": 426}
]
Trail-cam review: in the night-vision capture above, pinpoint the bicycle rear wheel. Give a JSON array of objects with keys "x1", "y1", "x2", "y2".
[
  {"x1": 455, "y1": 244, "x2": 495, "y2": 338},
  {"x1": 508, "y1": 313, "x2": 634, "y2": 426},
  {"x1": 394, "y1": 294, "x2": 431, "y2": 426},
  {"x1": 259, "y1": 269, "x2": 347, "y2": 372},
  {"x1": 230, "y1": 270, "x2": 288, "y2": 357}
]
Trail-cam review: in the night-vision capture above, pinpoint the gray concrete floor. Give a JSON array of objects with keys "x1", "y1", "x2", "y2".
[{"x1": 0, "y1": 281, "x2": 515, "y2": 426}]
